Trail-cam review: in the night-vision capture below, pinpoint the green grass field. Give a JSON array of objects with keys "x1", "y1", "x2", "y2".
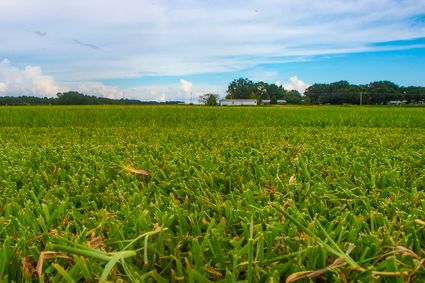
[{"x1": 1, "y1": 105, "x2": 424, "y2": 282}]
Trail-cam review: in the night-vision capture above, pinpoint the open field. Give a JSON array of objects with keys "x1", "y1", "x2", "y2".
[{"x1": 0, "y1": 105, "x2": 424, "y2": 282}]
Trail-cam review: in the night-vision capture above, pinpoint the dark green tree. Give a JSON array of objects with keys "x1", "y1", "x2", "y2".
[
  {"x1": 265, "y1": 83, "x2": 286, "y2": 102},
  {"x1": 304, "y1": 84, "x2": 330, "y2": 104},
  {"x1": 367, "y1": 81, "x2": 399, "y2": 104},
  {"x1": 399, "y1": 86, "x2": 425, "y2": 103},
  {"x1": 226, "y1": 78, "x2": 258, "y2": 99},
  {"x1": 286, "y1": 90, "x2": 303, "y2": 104}
]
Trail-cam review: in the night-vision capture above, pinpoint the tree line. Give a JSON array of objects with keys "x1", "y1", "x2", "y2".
[
  {"x1": 304, "y1": 81, "x2": 425, "y2": 105},
  {"x1": 0, "y1": 91, "x2": 183, "y2": 106},
  {"x1": 201, "y1": 78, "x2": 425, "y2": 106},
  {"x1": 2, "y1": 80, "x2": 425, "y2": 106},
  {"x1": 224, "y1": 78, "x2": 303, "y2": 104}
]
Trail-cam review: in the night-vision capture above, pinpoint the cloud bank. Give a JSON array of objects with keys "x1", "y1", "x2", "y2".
[
  {"x1": 0, "y1": 59, "x2": 131, "y2": 99},
  {"x1": 0, "y1": 59, "x2": 62, "y2": 97},
  {"x1": 0, "y1": 60, "x2": 225, "y2": 101}
]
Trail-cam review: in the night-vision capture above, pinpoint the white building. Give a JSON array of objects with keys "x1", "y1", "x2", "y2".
[
  {"x1": 261, "y1": 99, "x2": 287, "y2": 105},
  {"x1": 219, "y1": 99, "x2": 258, "y2": 106},
  {"x1": 388, "y1": 100, "x2": 408, "y2": 105}
]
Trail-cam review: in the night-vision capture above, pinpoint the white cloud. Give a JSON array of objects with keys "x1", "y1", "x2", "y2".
[
  {"x1": 0, "y1": 82, "x2": 7, "y2": 93},
  {"x1": 0, "y1": 59, "x2": 63, "y2": 97},
  {"x1": 0, "y1": 59, "x2": 140, "y2": 100},
  {"x1": 283, "y1": 76, "x2": 310, "y2": 94},
  {"x1": 157, "y1": 94, "x2": 166, "y2": 102},
  {"x1": 180, "y1": 79, "x2": 193, "y2": 94}
]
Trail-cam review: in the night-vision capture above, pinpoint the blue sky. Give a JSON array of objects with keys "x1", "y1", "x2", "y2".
[{"x1": 0, "y1": 0, "x2": 425, "y2": 101}]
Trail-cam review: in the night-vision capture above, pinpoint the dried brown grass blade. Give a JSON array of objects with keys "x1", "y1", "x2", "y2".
[
  {"x1": 377, "y1": 246, "x2": 420, "y2": 261},
  {"x1": 286, "y1": 257, "x2": 346, "y2": 283},
  {"x1": 286, "y1": 271, "x2": 315, "y2": 283},
  {"x1": 206, "y1": 267, "x2": 224, "y2": 279},
  {"x1": 124, "y1": 166, "x2": 150, "y2": 176},
  {"x1": 408, "y1": 258, "x2": 425, "y2": 280},
  {"x1": 21, "y1": 257, "x2": 36, "y2": 278},
  {"x1": 36, "y1": 251, "x2": 73, "y2": 278},
  {"x1": 372, "y1": 271, "x2": 408, "y2": 277},
  {"x1": 289, "y1": 175, "x2": 296, "y2": 185},
  {"x1": 87, "y1": 235, "x2": 103, "y2": 248}
]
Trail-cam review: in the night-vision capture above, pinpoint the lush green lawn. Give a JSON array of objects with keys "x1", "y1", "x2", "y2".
[{"x1": 1, "y1": 105, "x2": 424, "y2": 282}]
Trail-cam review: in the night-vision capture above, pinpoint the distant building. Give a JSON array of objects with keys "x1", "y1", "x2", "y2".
[
  {"x1": 261, "y1": 99, "x2": 287, "y2": 105},
  {"x1": 388, "y1": 100, "x2": 408, "y2": 105},
  {"x1": 219, "y1": 99, "x2": 257, "y2": 106}
]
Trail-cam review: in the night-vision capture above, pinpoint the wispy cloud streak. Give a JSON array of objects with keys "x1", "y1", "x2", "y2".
[
  {"x1": 72, "y1": 39, "x2": 101, "y2": 50},
  {"x1": 34, "y1": 31, "x2": 47, "y2": 36}
]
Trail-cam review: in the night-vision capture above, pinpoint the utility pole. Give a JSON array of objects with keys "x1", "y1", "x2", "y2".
[{"x1": 360, "y1": 91, "x2": 362, "y2": 105}]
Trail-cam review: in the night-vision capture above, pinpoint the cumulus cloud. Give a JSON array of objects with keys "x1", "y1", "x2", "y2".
[
  {"x1": 0, "y1": 59, "x2": 204, "y2": 102},
  {"x1": 0, "y1": 59, "x2": 134, "y2": 100},
  {"x1": 180, "y1": 79, "x2": 192, "y2": 94},
  {"x1": 283, "y1": 76, "x2": 310, "y2": 94},
  {"x1": 157, "y1": 94, "x2": 166, "y2": 102},
  {"x1": 0, "y1": 82, "x2": 7, "y2": 93},
  {"x1": 0, "y1": 59, "x2": 63, "y2": 97}
]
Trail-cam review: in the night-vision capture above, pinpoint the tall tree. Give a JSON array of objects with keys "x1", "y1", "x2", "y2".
[
  {"x1": 226, "y1": 78, "x2": 258, "y2": 99},
  {"x1": 286, "y1": 90, "x2": 303, "y2": 104},
  {"x1": 304, "y1": 84, "x2": 330, "y2": 104},
  {"x1": 265, "y1": 83, "x2": 286, "y2": 102},
  {"x1": 367, "y1": 81, "x2": 399, "y2": 104},
  {"x1": 256, "y1": 81, "x2": 270, "y2": 101}
]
